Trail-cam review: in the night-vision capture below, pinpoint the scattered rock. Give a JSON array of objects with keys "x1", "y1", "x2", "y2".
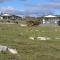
[
  {"x1": 55, "y1": 37, "x2": 60, "y2": 39},
  {"x1": 0, "y1": 45, "x2": 18, "y2": 54},
  {"x1": 8, "y1": 48, "x2": 18, "y2": 54},
  {"x1": 29, "y1": 36, "x2": 51, "y2": 40},
  {"x1": 20, "y1": 24, "x2": 27, "y2": 27},
  {"x1": 37, "y1": 37, "x2": 46, "y2": 40},
  {"x1": 35, "y1": 30, "x2": 39, "y2": 32},
  {"x1": 29, "y1": 37, "x2": 34, "y2": 40},
  {"x1": 37, "y1": 37, "x2": 51, "y2": 40},
  {"x1": 0, "y1": 45, "x2": 8, "y2": 52}
]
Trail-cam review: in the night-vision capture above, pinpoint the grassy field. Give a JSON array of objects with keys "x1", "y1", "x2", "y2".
[{"x1": 0, "y1": 24, "x2": 60, "y2": 60}]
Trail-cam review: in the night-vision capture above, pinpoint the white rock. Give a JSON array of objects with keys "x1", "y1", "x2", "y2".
[
  {"x1": 46, "y1": 37, "x2": 51, "y2": 40},
  {"x1": 20, "y1": 24, "x2": 27, "y2": 27},
  {"x1": 37, "y1": 37, "x2": 46, "y2": 40},
  {"x1": 55, "y1": 37, "x2": 60, "y2": 39},
  {"x1": 35, "y1": 30, "x2": 39, "y2": 32},
  {"x1": 8, "y1": 48, "x2": 18, "y2": 54},
  {"x1": 29, "y1": 37, "x2": 34, "y2": 40},
  {"x1": 0, "y1": 45, "x2": 8, "y2": 52}
]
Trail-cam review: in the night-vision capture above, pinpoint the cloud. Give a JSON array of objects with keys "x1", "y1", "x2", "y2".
[
  {"x1": 17, "y1": 9, "x2": 54, "y2": 17},
  {"x1": 19, "y1": 0, "x2": 27, "y2": 1},
  {"x1": 25, "y1": 3, "x2": 60, "y2": 9},
  {"x1": 0, "y1": 0, "x2": 60, "y2": 17},
  {"x1": 0, "y1": 6, "x2": 25, "y2": 16},
  {"x1": 0, "y1": 0, "x2": 27, "y2": 3},
  {"x1": 0, "y1": 6, "x2": 16, "y2": 14},
  {"x1": 23, "y1": 2, "x2": 59, "y2": 16},
  {"x1": 51, "y1": 0, "x2": 60, "y2": 2},
  {"x1": 0, "y1": 0, "x2": 12, "y2": 3},
  {"x1": 0, "y1": 5, "x2": 55, "y2": 17},
  {"x1": 0, "y1": 6, "x2": 15, "y2": 11},
  {"x1": 42, "y1": 3, "x2": 60, "y2": 9},
  {"x1": 0, "y1": 6, "x2": 55, "y2": 17},
  {"x1": 1, "y1": 7, "x2": 54, "y2": 17}
]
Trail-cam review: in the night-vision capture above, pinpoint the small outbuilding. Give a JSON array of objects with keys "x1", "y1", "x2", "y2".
[
  {"x1": 0, "y1": 13, "x2": 21, "y2": 20},
  {"x1": 42, "y1": 15, "x2": 60, "y2": 25}
]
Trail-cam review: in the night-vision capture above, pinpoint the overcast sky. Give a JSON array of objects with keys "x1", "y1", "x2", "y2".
[{"x1": 0, "y1": 0, "x2": 60, "y2": 16}]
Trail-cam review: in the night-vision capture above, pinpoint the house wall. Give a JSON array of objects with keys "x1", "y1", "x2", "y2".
[
  {"x1": 42, "y1": 17, "x2": 60, "y2": 24},
  {"x1": 0, "y1": 16, "x2": 21, "y2": 20}
]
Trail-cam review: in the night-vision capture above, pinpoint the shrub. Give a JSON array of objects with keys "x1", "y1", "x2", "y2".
[
  {"x1": 14, "y1": 21, "x2": 18, "y2": 24},
  {"x1": 26, "y1": 20, "x2": 41, "y2": 26},
  {"x1": 7, "y1": 20, "x2": 10, "y2": 23}
]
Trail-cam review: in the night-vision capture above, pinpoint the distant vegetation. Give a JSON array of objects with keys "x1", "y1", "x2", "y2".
[{"x1": 0, "y1": 16, "x2": 43, "y2": 26}]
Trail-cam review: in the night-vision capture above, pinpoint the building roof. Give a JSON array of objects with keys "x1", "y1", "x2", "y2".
[
  {"x1": 44, "y1": 15, "x2": 56, "y2": 17},
  {"x1": 1, "y1": 13, "x2": 12, "y2": 16}
]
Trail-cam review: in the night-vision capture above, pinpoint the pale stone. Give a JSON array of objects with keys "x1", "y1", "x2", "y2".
[
  {"x1": 46, "y1": 37, "x2": 51, "y2": 40},
  {"x1": 55, "y1": 37, "x2": 60, "y2": 39},
  {"x1": 0, "y1": 45, "x2": 8, "y2": 52},
  {"x1": 8, "y1": 48, "x2": 18, "y2": 54},
  {"x1": 29, "y1": 37, "x2": 34, "y2": 40},
  {"x1": 37, "y1": 37, "x2": 46, "y2": 40},
  {"x1": 35, "y1": 30, "x2": 39, "y2": 32},
  {"x1": 20, "y1": 24, "x2": 27, "y2": 27}
]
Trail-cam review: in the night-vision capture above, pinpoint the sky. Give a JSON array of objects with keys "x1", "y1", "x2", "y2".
[{"x1": 0, "y1": 0, "x2": 60, "y2": 16}]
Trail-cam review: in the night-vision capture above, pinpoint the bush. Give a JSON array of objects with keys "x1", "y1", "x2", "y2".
[
  {"x1": 7, "y1": 20, "x2": 10, "y2": 23},
  {"x1": 14, "y1": 21, "x2": 18, "y2": 24},
  {"x1": 26, "y1": 20, "x2": 41, "y2": 26}
]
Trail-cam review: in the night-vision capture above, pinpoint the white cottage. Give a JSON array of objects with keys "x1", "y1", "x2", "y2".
[
  {"x1": 0, "y1": 13, "x2": 21, "y2": 20},
  {"x1": 42, "y1": 15, "x2": 60, "y2": 25}
]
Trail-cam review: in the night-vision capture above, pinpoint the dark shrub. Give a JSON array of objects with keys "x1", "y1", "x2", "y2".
[
  {"x1": 7, "y1": 20, "x2": 10, "y2": 23},
  {"x1": 26, "y1": 20, "x2": 41, "y2": 26}
]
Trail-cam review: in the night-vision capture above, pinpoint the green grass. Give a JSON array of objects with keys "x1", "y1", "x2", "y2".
[{"x1": 0, "y1": 24, "x2": 60, "y2": 60}]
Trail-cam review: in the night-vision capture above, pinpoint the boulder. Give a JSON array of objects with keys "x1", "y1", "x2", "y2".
[
  {"x1": 8, "y1": 48, "x2": 18, "y2": 54},
  {"x1": 0, "y1": 45, "x2": 8, "y2": 52}
]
